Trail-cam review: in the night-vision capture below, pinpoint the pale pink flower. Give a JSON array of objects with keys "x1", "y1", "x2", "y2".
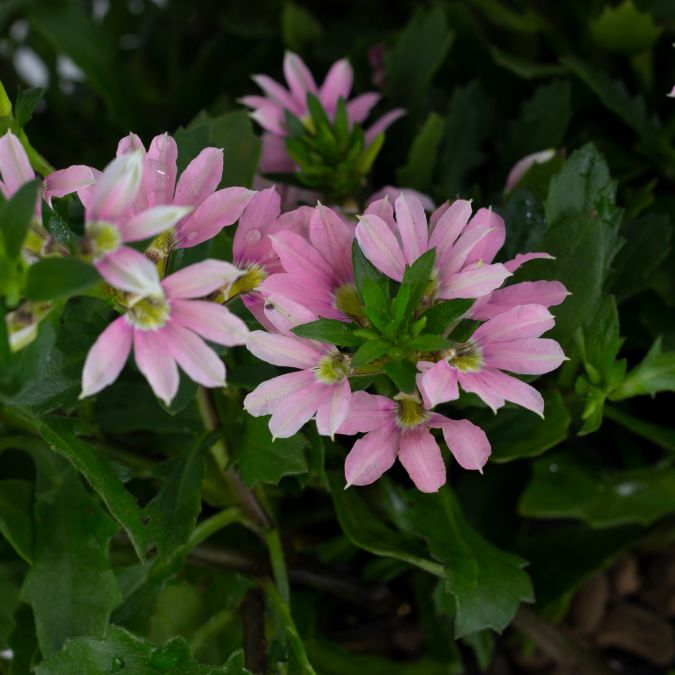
[
  {"x1": 46, "y1": 132, "x2": 255, "y2": 249},
  {"x1": 81, "y1": 258, "x2": 248, "y2": 405},
  {"x1": 367, "y1": 186, "x2": 435, "y2": 212},
  {"x1": 258, "y1": 203, "x2": 357, "y2": 321},
  {"x1": 243, "y1": 294, "x2": 353, "y2": 439},
  {"x1": 417, "y1": 304, "x2": 566, "y2": 417},
  {"x1": 504, "y1": 149, "x2": 556, "y2": 193},
  {"x1": 338, "y1": 391, "x2": 490, "y2": 493},
  {"x1": 357, "y1": 194, "x2": 511, "y2": 300},
  {"x1": 0, "y1": 130, "x2": 36, "y2": 199},
  {"x1": 668, "y1": 86, "x2": 675, "y2": 98}
]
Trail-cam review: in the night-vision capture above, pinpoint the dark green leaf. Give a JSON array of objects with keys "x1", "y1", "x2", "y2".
[
  {"x1": 292, "y1": 319, "x2": 363, "y2": 346},
  {"x1": 350, "y1": 340, "x2": 390, "y2": 369},
  {"x1": 0, "y1": 479, "x2": 33, "y2": 563},
  {"x1": 281, "y1": 1, "x2": 322, "y2": 52},
  {"x1": 383, "y1": 359, "x2": 418, "y2": 393},
  {"x1": 590, "y1": 1, "x2": 661, "y2": 55},
  {"x1": 405, "y1": 334, "x2": 453, "y2": 351},
  {"x1": 0, "y1": 563, "x2": 20, "y2": 648},
  {"x1": 610, "y1": 337, "x2": 675, "y2": 400},
  {"x1": 490, "y1": 47, "x2": 565, "y2": 80},
  {"x1": 352, "y1": 241, "x2": 391, "y2": 331},
  {"x1": 396, "y1": 113, "x2": 444, "y2": 190},
  {"x1": 25, "y1": 258, "x2": 100, "y2": 301},
  {"x1": 421, "y1": 300, "x2": 473, "y2": 334},
  {"x1": 14, "y1": 87, "x2": 45, "y2": 128},
  {"x1": 395, "y1": 249, "x2": 436, "y2": 325},
  {"x1": 605, "y1": 405, "x2": 675, "y2": 452},
  {"x1": 0, "y1": 179, "x2": 39, "y2": 260}
]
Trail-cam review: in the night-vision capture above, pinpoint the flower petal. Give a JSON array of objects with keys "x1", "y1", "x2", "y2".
[
  {"x1": 134, "y1": 329, "x2": 179, "y2": 406},
  {"x1": 344, "y1": 424, "x2": 399, "y2": 487},
  {"x1": 88, "y1": 151, "x2": 143, "y2": 221},
  {"x1": 457, "y1": 371, "x2": 506, "y2": 414},
  {"x1": 163, "y1": 321, "x2": 225, "y2": 388},
  {"x1": 261, "y1": 292, "x2": 318, "y2": 334},
  {"x1": 141, "y1": 133, "x2": 178, "y2": 208},
  {"x1": 505, "y1": 149, "x2": 556, "y2": 193},
  {"x1": 473, "y1": 304, "x2": 555, "y2": 344},
  {"x1": 337, "y1": 391, "x2": 396, "y2": 435},
  {"x1": 44, "y1": 165, "x2": 99, "y2": 202},
  {"x1": 245, "y1": 370, "x2": 315, "y2": 417},
  {"x1": 364, "y1": 194, "x2": 396, "y2": 231},
  {"x1": 170, "y1": 299, "x2": 248, "y2": 346},
  {"x1": 417, "y1": 360, "x2": 459, "y2": 409},
  {"x1": 472, "y1": 281, "x2": 569, "y2": 320},
  {"x1": 116, "y1": 133, "x2": 145, "y2": 156},
  {"x1": 364, "y1": 109, "x2": 406, "y2": 145},
  {"x1": 476, "y1": 368, "x2": 545, "y2": 417},
  {"x1": 96, "y1": 246, "x2": 162, "y2": 296},
  {"x1": 309, "y1": 203, "x2": 354, "y2": 284},
  {"x1": 462, "y1": 208, "x2": 505, "y2": 266},
  {"x1": 439, "y1": 263, "x2": 511, "y2": 299},
  {"x1": 320, "y1": 59, "x2": 353, "y2": 114},
  {"x1": 233, "y1": 186, "x2": 281, "y2": 265},
  {"x1": 252, "y1": 74, "x2": 304, "y2": 115},
  {"x1": 482, "y1": 338, "x2": 566, "y2": 375},
  {"x1": 175, "y1": 187, "x2": 255, "y2": 248},
  {"x1": 268, "y1": 381, "x2": 327, "y2": 439},
  {"x1": 370, "y1": 186, "x2": 435, "y2": 212},
  {"x1": 346, "y1": 92, "x2": 380, "y2": 124},
  {"x1": 398, "y1": 426, "x2": 446, "y2": 492},
  {"x1": 250, "y1": 105, "x2": 287, "y2": 136},
  {"x1": 246, "y1": 330, "x2": 324, "y2": 369},
  {"x1": 428, "y1": 199, "x2": 473, "y2": 265},
  {"x1": 173, "y1": 147, "x2": 223, "y2": 207},
  {"x1": 355, "y1": 214, "x2": 406, "y2": 281},
  {"x1": 120, "y1": 205, "x2": 192, "y2": 243},
  {"x1": 162, "y1": 259, "x2": 242, "y2": 299},
  {"x1": 429, "y1": 415, "x2": 491, "y2": 472},
  {"x1": 283, "y1": 51, "x2": 318, "y2": 104},
  {"x1": 504, "y1": 252, "x2": 554, "y2": 273},
  {"x1": 80, "y1": 315, "x2": 132, "y2": 398},
  {"x1": 395, "y1": 192, "x2": 429, "y2": 264},
  {"x1": 315, "y1": 378, "x2": 352, "y2": 438}
]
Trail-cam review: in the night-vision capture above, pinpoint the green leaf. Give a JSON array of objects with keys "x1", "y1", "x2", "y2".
[
  {"x1": 14, "y1": 87, "x2": 45, "y2": 128},
  {"x1": 405, "y1": 334, "x2": 453, "y2": 351},
  {"x1": 395, "y1": 113, "x2": 445, "y2": 190},
  {"x1": 383, "y1": 359, "x2": 418, "y2": 394},
  {"x1": 10, "y1": 409, "x2": 151, "y2": 560},
  {"x1": 394, "y1": 249, "x2": 436, "y2": 326},
  {"x1": 0, "y1": 479, "x2": 33, "y2": 562},
  {"x1": 352, "y1": 241, "x2": 391, "y2": 331},
  {"x1": 25, "y1": 258, "x2": 101, "y2": 301},
  {"x1": 421, "y1": 299, "x2": 473, "y2": 334},
  {"x1": 281, "y1": 1, "x2": 322, "y2": 52},
  {"x1": 350, "y1": 340, "x2": 390, "y2": 369},
  {"x1": 590, "y1": 0, "x2": 661, "y2": 55},
  {"x1": 21, "y1": 452, "x2": 122, "y2": 656},
  {"x1": 35, "y1": 625, "x2": 233, "y2": 674},
  {"x1": 405, "y1": 488, "x2": 533, "y2": 636},
  {"x1": 142, "y1": 433, "x2": 212, "y2": 561},
  {"x1": 610, "y1": 337, "x2": 675, "y2": 400},
  {"x1": 0, "y1": 179, "x2": 39, "y2": 260},
  {"x1": 0, "y1": 563, "x2": 20, "y2": 648},
  {"x1": 605, "y1": 405, "x2": 675, "y2": 452},
  {"x1": 234, "y1": 416, "x2": 308, "y2": 485},
  {"x1": 479, "y1": 390, "x2": 570, "y2": 462},
  {"x1": 386, "y1": 6, "x2": 454, "y2": 111},
  {"x1": 520, "y1": 450, "x2": 675, "y2": 527},
  {"x1": 292, "y1": 318, "x2": 363, "y2": 346},
  {"x1": 490, "y1": 47, "x2": 565, "y2": 80}
]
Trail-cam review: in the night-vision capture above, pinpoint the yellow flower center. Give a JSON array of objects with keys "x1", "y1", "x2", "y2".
[
  {"x1": 314, "y1": 350, "x2": 350, "y2": 384},
  {"x1": 219, "y1": 264, "x2": 267, "y2": 302},
  {"x1": 395, "y1": 393, "x2": 429, "y2": 429},
  {"x1": 83, "y1": 220, "x2": 122, "y2": 261},
  {"x1": 445, "y1": 341, "x2": 483, "y2": 372},
  {"x1": 334, "y1": 282, "x2": 365, "y2": 321},
  {"x1": 125, "y1": 295, "x2": 170, "y2": 330}
]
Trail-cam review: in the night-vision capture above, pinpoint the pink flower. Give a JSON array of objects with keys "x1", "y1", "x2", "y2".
[
  {"x1": 417, "y1": 304, "x2": 566, "y2": 417},
  {"x1": 668, "y1": 86, "x2": 675, "y2": 98},
  {"x1": 81, "y1": 258, "x2": 248, "y2": 405},
  {"x1": 258, "y1": 203, "x2": 357, "y2": 321},
  {"x1": 241, "y1": 51, "x2": 404, "y2": 145},
  {"x1": 0, "y1": 130, "x2": 36, "y2": 199},
  {"x1": 367, "y1": 186, "x2": 435, "y2": 212},
  {"x1": 504, "y1": 149, "x2": 556, "y2": 193},
  {"x1": 338, "y1": 391, "x2": 490, "y2": 493},
  {"x1": 46, "y1": 132, "x2": 255, "y2": 250},
  {"x1": 243, "y1": 294, "x2": 353, "y2": 439},
  {"x1": 356, "y1": 194, "x2": 511, "y2": 300}
]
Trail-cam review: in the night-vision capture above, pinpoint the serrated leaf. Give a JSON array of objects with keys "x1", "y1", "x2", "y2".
[
  {"x1": 25, "y1": 258, "x2": 101, "y2": 301},
  {"x1": 0, "y1": 179, "x2": 39, "y2": 260},
  {"x1": 383, "y1": 359, "x2": 418, "y2": 393},
  {"x1": 292, "y1": 319, "x2": 363, "y2": 347},
  {"x1": 350, "y1": 339, "x2": 390, "y2": 369}
]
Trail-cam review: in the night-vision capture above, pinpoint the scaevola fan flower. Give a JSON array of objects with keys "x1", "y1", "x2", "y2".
[
  {"x1": 357, "y1": 194, "x2": 512, "y2": 300},
  {"x1": 417, "y1": 304, "x2": 566, "y2": 417},
  {"x1": 46, "y1": 132, "x2": 256, "y2": 251},
  {"x1": 0, "y1": 130, "x2": 36, "y2": 199},
  {"x1": 81, "y1": 258, "x2": 248, "y2": 405},
  {"x1": 244, "y1": 294, "x2": 354, "y2": 439},
  {"x1": 338, "y1": 391, "x2": 491, "y2": 493},
  {"x1": 241, "y1": 51, "x2": 405, "y2": 147}
]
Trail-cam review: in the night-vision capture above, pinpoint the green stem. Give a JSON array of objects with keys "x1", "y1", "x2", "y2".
[
  {"x1": 264, "y1": 528, "x2": 290, "y2": 605},
  {"x1": 189, "y1": 608, "x2": 236, "y2": 656},
  {"x1": 262, "y1": 579, "x2": 317, "y2": 675},
  {"x1": 188, "y1": 507, "x2": 247, "y2": 549}
]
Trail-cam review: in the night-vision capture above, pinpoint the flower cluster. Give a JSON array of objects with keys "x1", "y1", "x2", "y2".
[{"x1": 2, "y1": 53, "x2": 568, "y2": 494}]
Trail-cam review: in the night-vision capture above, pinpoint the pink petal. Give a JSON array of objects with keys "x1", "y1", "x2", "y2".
[
  {"x1": 457, "y1": 371, "x2": 506, "y2": 414},
  {"x1": 283, "y1": 51, "x2": 318, "y2": 105},
  {"x1": 442, "y1": 214, "x2": 497, "y2": 276},
  {"x1": 364, "y1": 195, "x2": 396, "y2": 231},
  {"x1": 162, "y1": 321, "x2": 225, "y2": 388},
  {"x1": 398, "y1": 426, "x2": 446, "y2": 493},
  {"x1": 80, "y1": 315, "x2": 132, "y2": 398},
  {"x1": 119, "y1": 205, "x2": 192, "y2": 243},
  {"x1": 429, "y1": 415, "x2": 491, "y2": 472},
  {"x1": 170, "y1": 299, "x2": 248, "y2": 346},
  {"x1": 261, "y1": 293, "x2": 318, "y2": 334},
  {"x1": 250, "y1": 105, "x2": 287, "y2": 136},
  {"x1": 428, "y1": 199, "x2": 473, "y2": 265},
  {"x1": 320, "y1": 59, "x2": 353, "y2": 115},
  {"x1": 44, "y1": 165, "x2": 98, "y2": 201},
  {"x1": 88, "y1": 152, "x2": 143, "y2": 221},
  {"x1": 475, "y1": 368, "x2": 545, "y2": 417},
  {"x1": 116, "y1": 133, "x2": 145, "y2": 156},
  {"x1": 355, "y1": 214, "x2": 406, "y2": 281},
  {"x1": 505, "y1": 149, "x2": 556, "y2": 193},
  {"x1": 439, "y1": 263, "x2": 511, "y2": 299},
  {"x1": 96, "y1": 246, "x2": 162, "y2": 296},
  {"x1": 473, "y1": 304, "x2": 555, "y2": 344},
  {"x1": 482, "y1": 338, "x2": 566, "y2": 375},
  {"x1": 175, "y1": 187, "x2": 255, "y2": 248},
  {"x1": 140, "y1": 133, "x2": 178, "y2": 208},
  {"x1": 504, "y1": 252, "x2": 554, "y2": 273},
  {"x1": 173, "y1": 147, "x2": 223, "y2": 207},
  {"x1": 268, "y1": 380, "x2": 328, "y2": 439},
  {"x1": 259, "y1": 273, "x2": 339, "y2": 321},
  {"x1": 417, "y1": 361, "x2": 459, "y2": 409},
  {"x1": 252, "y1": 74, "x2": 304, "y2": 115},
  {"x1": 462, "y1": 208, "x2": 506, "y2": 266},
  {"x1": 245, "y1": 331, "x2": 324, "y2": 369},
  {"x1": 244, "y1": 370, "x2": 315, "y2": 417},
  {"x1": 0, "y1": 130, "x2": 35, "y2": 196},
  {"x1": 134, "y1": 329, "x2": 179, "y2": 406},
  {"x1": 258, "y1": 134, "x2": 295, "y2": 173},
  {"x1": 309, "y1": 203, "x2": 354, "y2": 284},
  {"x1": 395, "y1": 193, "x2": 429, "y2": 264},
  {"x1": 162, "y1": 259, "x2": 242, "y2": 299},
  {"x1": 315, "y1": 378, "x2": 352, "y2": 438},
  {"x1": 233, "y1": 186, "x2": 281, "y2": 265},
  {"x1": 364, "y1": 109, "x2": 406, "y2": 145},
  {"x1": 270, "y1": 231, "x2": 333, "y2": 286},
  {"x1": 370, "y1": 186, "x2": 435, "y2": 212},
  {"x1": 337, "y1": 391, "x2": 396, "y2": 435},
  {"x1": 344, "y1": 424, "x2": 400, "y2": 487},
  {"x1": 472, "y1": 281, "x2": 569, "y2": 320},
  {"x1": 346, "y1": 92, "x2": 380, "y2": 124},
  {"x1": 430, "y1": 201, "x2": 450, "y2": 227}
]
